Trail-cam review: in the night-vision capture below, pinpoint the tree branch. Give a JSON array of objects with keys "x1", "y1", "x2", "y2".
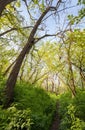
[
  {"x1": 0, "y1": 0, "x2": 16, "y2": 16},
  {"x1": 0, "y1": 26, "x2": 33, "y2": 37},
  {"x1": 35, "y1": 29, "x2": 70, "y2": 43},
  {"x1": 43, "y1": 5, "x2": 77, "y2": 22}
]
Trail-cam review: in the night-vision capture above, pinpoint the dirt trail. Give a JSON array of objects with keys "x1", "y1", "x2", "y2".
[{"x1": 50, "y1": 101, "x2": 60, "y2": 130}]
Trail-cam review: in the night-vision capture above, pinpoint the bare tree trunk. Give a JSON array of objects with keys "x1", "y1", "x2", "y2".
[
  {"x1": 80, "y1": 68, "x2": 85, "y2": 90},
  {"x1": 45, "y1": 77, "x2": 49, "y2": 91},
  {"x1": 19, "y1": 55, "x2": 27, "y2": 81},
  {"x1": 0, "y1": 0, "x2": 16, "y2": 16},
  {"x1": 67, "y1": 43, "x2": 76, "y2": 97},
  {"x1": 3, "y1": 60, "x2": 16, "y2": 76},
  {"x1": 51, "y1": 81, "x2": 54, "y2": 93},
  {"x1": 71, "y1": 62, "x2": 85, "y2": 89},
  {"x1": 68, "y1": 60, "x2": 76, "y2": 97},
  {"x1": 4, "y1": 7, "x2": 51, "y2": 108}
]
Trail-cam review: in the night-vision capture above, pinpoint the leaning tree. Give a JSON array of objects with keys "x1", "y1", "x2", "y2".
[{"x1": 0, "y1": 0, "x2": 77, "y2": 107}]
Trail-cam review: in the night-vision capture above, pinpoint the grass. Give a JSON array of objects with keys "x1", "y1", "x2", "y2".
[{"x1": 14, "y1": 82, "x2": 57, "y2": 130}]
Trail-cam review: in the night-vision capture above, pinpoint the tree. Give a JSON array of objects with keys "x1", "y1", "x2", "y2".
[
  {"x1": 4, "y1": 0, "x2": 63, "y2": 108},
  {"x1": 68, "y1": 0, "x2": 85, "y2": 24},
  {"x1": 1, "y1": 0, "x2": 84, "y2": 107},
  {"x1": 78, "y1": 0, "x2": 85, "y2": 20},
  {"x1": 0, "y1": 0, "x2": 16, "y2": 16},
  {"x1": 59, "y1": 29, "x2": 85, "y2": 96},
  {"x1": 64, "y1": 34, "x2": 76, "y2": 97},
  {"x1": 70, "y1": 30, "x2": 85, "y2": 89}
]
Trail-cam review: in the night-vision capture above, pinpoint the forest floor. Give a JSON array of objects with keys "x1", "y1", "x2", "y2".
[{"x1": 50, "y1": 101, "x2": 60, "y2": 130}]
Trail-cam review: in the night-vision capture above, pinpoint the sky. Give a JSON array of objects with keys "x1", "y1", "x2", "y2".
[{"x1": 19, "y1": 0, "x2": 85, "y2": 39}]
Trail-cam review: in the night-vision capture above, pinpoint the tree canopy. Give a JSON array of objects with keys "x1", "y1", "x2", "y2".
[
  {"x1": 0, "y1": 0, "x2": 85, "y2": 109},
  {"x1": 0, "y1": 0, "x2": 85, "y2": 130}
]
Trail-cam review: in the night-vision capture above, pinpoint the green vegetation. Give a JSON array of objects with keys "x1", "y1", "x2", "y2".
[
  {"x1": 59, "y1": 90, "x2": 85, "y2": 130},
  {"x1": 0, "y1": 0, "x2": 85, "y2": 130},
  {"x1": 14, "y1": 82, "x2": 57, "y2": 130},
  {"x1": 0, "y1": 106, "x2": 31, "y2": 130},
  {"x1": 0, "y1": 80, "x2": 57, "y2": 130},
  {"x1": 0, "y1": 79, "x2": 85, "y2": 130}
]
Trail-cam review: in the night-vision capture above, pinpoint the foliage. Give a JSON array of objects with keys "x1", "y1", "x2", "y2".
[
  {"x1": 0, "y1": 105, "x2": 31, "y2": 130},
  {"x1": 60, "y1": 30, "x2": 85, "y2": 91},
  {"x1": 14, "y1": 82, "x2": 57, "y2": 130},
  {"x1": 73, "y1": 90, "x2": 85, "y2": 121},
  {"x1": 0, "y1": 80, "x2": 57, "y2": 130},
  {"x1": 68, "y1": 0, "x2": 85, "y2": 24},
  {"x1": 31, "y1": 113, "x2": 52, "y2": 130},
  {"x1": 78, "y1": 0, "x2": 85, "y2": 18},
  {"x1": 59, "y1": 104, "x2": 85, "y2": 130},
  {"x1": 59, "y1": 90, "x2": 85, "y2": 130},
  {"x1": 0, "y1": 75, "x2": 6, "y2": 104},
  {"x1": 58, "y1": 92, "x2": 72, "y2": 119},
  {"x1": 0, "y1": 78, "x2": 85, "y2": 130},
  {"x1": 0, "y1": 0, "x2": 85, "y2": 129}
]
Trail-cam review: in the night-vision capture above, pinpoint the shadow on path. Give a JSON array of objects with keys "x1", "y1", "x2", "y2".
[{"x1": 50, "y1": 101, "x2": 60, "y2": 130}]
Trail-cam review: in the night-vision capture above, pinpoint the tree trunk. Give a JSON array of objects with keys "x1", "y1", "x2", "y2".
[
  {"x1": 3, "y1": 60, "x2": 16, "y2": 76},
  {"x1": 68, "y1": 60, "x2": 76, "y2": 97},
  {"x1": 0, "y1": 0, "x2": 16, "y2": 16},
  {"x1": 4, "y1": 7, "x2": 51, "y2": 108},
  {"x1": 80, "y1": 68, "x2": 85, "y2": 90},
  {"x1": 67, "y1": 43, "x2": 76, "y2": 97},
  {"x1": 52, "y1": 81, "x2": 54, "y2": 93},
  {"x1": 46, "y1": 78, "x2": 48, "y2": 91},
  {"x1": 19, "y1": 55, "x2": 27, "y2": 81}
]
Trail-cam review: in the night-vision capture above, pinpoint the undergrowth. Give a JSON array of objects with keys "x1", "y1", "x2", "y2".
[
  {"x1": 0, "y1": 80, "x2": 57, "y2": 130},
  {"x1": 0, "y1": 76, "x2": 85, "y2": 130},
  {"x1": 59, "y1": 90, "x2": 85, "y2": 130}
]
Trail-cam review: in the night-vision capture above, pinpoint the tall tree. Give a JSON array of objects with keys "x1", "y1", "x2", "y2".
[
  {"x1": 4, "y1": 0, "x2": 62, "y2": 108},
  {"x1": 59, "y1": 30, "x2": 85, "y2": 95}
]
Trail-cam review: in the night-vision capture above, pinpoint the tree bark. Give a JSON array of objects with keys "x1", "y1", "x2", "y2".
[
  {"x1": 68, "y1": 60, "x2": 76, "y2": 97},
  {"x1": 19, "y1": 55, "x2": 27, "y2": 81},
  {"x1": 79, "y1": 68, "x2": 85, "y2": 90},
  {"x1": 3, "y1": 60, "x2": 16, "y2": 76},
  {"x1": 0, "y1": 0, "x2": 16, "y2": 16},
  {"x1": 4, "y1": 7, "x2": 51, "y2": 108},
  {"x1": 67, "y1": 43, "x2": 76, "y2": 97},
  {"x1": 46, "y1": 78, "x2": 49, "y2": 91}
]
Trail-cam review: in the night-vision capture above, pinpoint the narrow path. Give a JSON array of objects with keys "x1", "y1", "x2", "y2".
[{"x1": 50, "y1": 101, "x2": 60, "y2": 130}]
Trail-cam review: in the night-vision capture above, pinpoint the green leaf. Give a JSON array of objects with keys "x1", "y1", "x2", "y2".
[
  {"x1": 33, "y1": 0, "x2": 38, "y2": 4},
  {"x1": 15, "y1": 0, "x2": 21, "y2": 7}
]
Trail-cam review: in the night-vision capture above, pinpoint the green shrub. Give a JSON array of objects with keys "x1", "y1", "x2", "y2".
[
  {"x1": 0, "y1": 105, "x2": 31, "y2": 130},
  {"x1": 73, "y1": 90, "x2": 85, "y2": 121},
  {"x1": 58, "y1": 92, "x2": 72, "y2": 119},
  {"x1": 14, "y1": 82, "x2": 57, "y2": 130},
  {"x1": 31, "y1": 113, "x2": 52, "y2": 130},
  {"x1": 59, "y1": 104, "x2": 85, "y2": 130},
  {"x1": 0, "y1": 75, "x2": 6, "y2": 105},
  {"x1": 0, "y1": 81, "x2": 57, "y2": 130},
  {"x1": 59, "y1": 90, "x2": 85, "y2": 130}
]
